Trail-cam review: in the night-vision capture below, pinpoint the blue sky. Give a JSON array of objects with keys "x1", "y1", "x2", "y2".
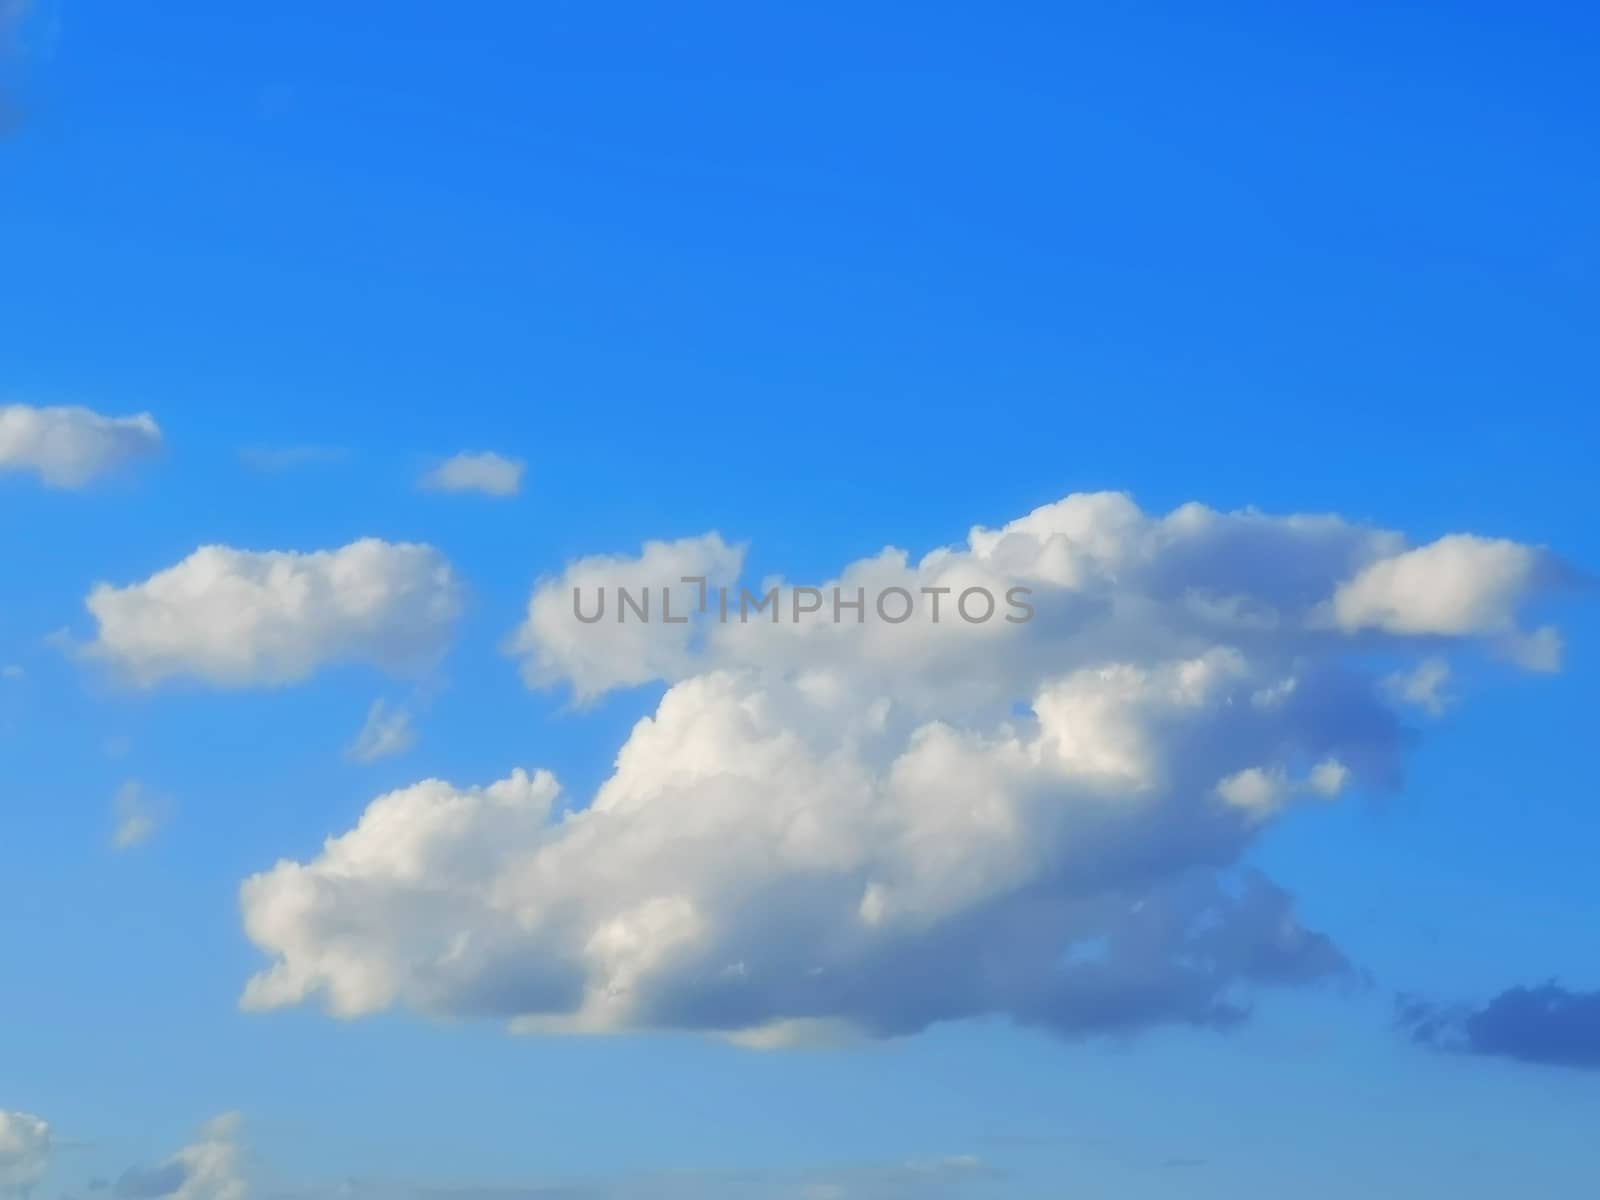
[{"x1": 2, "y1": 2, "x2": 1598, "y2": 1197}]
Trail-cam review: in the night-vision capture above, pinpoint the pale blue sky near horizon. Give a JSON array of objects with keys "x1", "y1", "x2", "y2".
[{"x1": 2, "y1": 2, "x2": 1598, "y2": 1197}]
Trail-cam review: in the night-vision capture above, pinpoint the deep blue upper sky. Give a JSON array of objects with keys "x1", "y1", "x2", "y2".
[{"x1": 1, "y1": 3, "x2": 1597, "y2": 1198}]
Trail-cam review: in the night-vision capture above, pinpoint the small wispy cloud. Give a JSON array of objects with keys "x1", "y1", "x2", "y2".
[
  {"x1": 419, "y1": 451, "x2": 524, "y2": 498},
  {"x1": 346, "y1": 698, "x2": 416, "y2": 763},
  {"x1": 111, "y1": 780, "x2": 170, "y2": 851},
  {"x1": 1384, "y1": 657, "x2": 1452, "y2": 716}
]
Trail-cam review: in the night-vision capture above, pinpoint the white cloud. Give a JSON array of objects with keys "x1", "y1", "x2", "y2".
[
  {"x1": 1502, "y1": 624, "x2": 1563, "y2": 673},
  {"x1": 242, "y1": 493, "x2": 1560, "y2": 1045},
  {"x1": 116, "y1": 1114, "x2": 246, "y2": 1200},
  {"x1": 419, "y1": 452, "x2": 524, "y2": 498},
  {"x1": 242, "y1": 770, "x2": 563, "y2": 1016},
  {"x1": 0, "y1": 404, "x2": 162, "y2": 488},
  {"x1": 80, "y1": 539, "x2": 463, "y2": 688},
  {"x1": 0, "y1": 1110, "x2": 50, "y2": 1197},
  {"x1": 1216, "y1": 758, "x2": 1348, "y2": 821},
  {"x1": 507, "y1": 533, "x2": 743, "y2": 701},
  {"x1": 1386, "y1": 657, "x2": 1452, "y2": 716},
  {"x1": 112, "y1": 780, "x2": 169, "y2": 851},
  {"x1": 169, "y1": 1114, "x2": 245, "y2": 1200},
  {"x1": 1307, "y1": 757, "x2": 1350, "y2": 796},
  {"x1": 1215, "y1": 765, "x2": 1292, "y2": 817},
  {"x1": 346, "y1": 699, "x2": 416, "y2": 763},
  {"x1": 1327, "y1": 533, "x2": 1546, "y2": 637}
]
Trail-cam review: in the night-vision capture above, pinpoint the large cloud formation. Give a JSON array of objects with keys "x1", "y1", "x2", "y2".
[
  {"x1": 0, "y1": 404, "x2": 162, "y2": 488},
  {"x1": 0, "y1": 1110, "x2": 50, "y2": 1197},
  {"x1": 82, "y1": 540, "x2": 463, "y2": 687},
  {"x1": 242, "y1": 493, "x2": 1562, "y2": 1045}
]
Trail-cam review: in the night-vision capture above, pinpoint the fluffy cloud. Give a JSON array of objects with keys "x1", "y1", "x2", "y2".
[
  {"x1": 0, "y1": 404, "x2": 162, "y2": 488},
  {"x1": 0, "y1": 1110, "x2": 50, "y2": 1197},
  {"x1": 81, "y1": 540, "x2": 463, "y2": 688},
  {"x1": 1400, "y1": 982, "x2": 1600, "y2": 1071},
  {"x1": 1326, "y1": 533, "x2": 1553, "y2": 640},
  {"x1": 419, "y1": 452, "x2": 525, "y2": 498},
  {"x1": 507, "y1": 533, "x2": 742, "y2": 700},
  {"x1": 243, "y1": 493, "x2": 1561, "y2": 1044},
  {"x1": 115, "y1": 1114, "x2": 246, "y2": 1200}
]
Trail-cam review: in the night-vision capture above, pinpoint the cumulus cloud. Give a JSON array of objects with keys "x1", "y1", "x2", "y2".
[
  {"x1": 507, "y1": 533, "x2": 743, "y2": 700},
  {"x1": 243, "y1": 493, "x2": 1560, "y2": 1045},
  {"x1": 115, "y1": 1114, "x2": 245, "y2": 1200},
  {"x1": 419, "y1": 452, "x2": 524, "y2": 498},
  {"x1": 80, "y1": 539, "x2": 463, "y2": 688},
  {"x1": 111, "y1": 780, "x2": 170, "y2": 851},
  {"x1": 346, "y1": 699, "x2": 417, "y2": 763},
  {"x1": 1325, "y1": 533, "x2": 1552, "y2": 644},
  {"x1": 0, "y1": 1110, "x2": 49, "y2": 1197},
  {"x1": 1399, "y1": 982, "x2": 1600, "y2": 1071},
  {"x1": 0, "y1": 404, "x2": 162, "y2": 488},
  {"x1": 1214, "y1": 757, "x2": 1347, "y2": 822}
]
